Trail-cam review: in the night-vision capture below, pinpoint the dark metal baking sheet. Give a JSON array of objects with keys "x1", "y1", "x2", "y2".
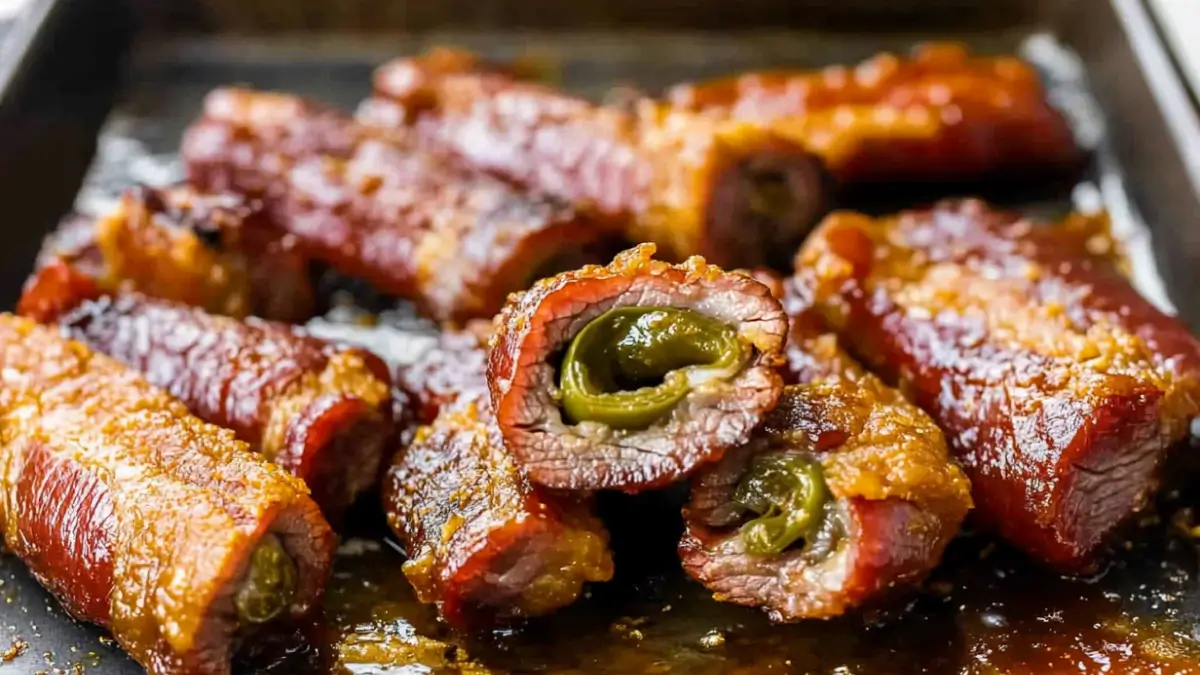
[{"x1": 2, "y1": 0, "x2": 1200, "y2": 673}]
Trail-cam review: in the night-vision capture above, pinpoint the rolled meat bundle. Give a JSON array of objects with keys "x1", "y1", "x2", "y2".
[
  {"x1": 30, "y1": 185, "x2": 315, "y2": 322},
  {"x1": 184, "y1": 87, "x2": 622, "y2": 323},
  {"x1": 19, "y1": 262, "x2": 394, "y2": 523},
  {"x1": 361, "y1": 53, "x2": 831, "y2": 269},
  {"x1": 0, "y1": 314, "x2": 335, "y2": 675},
  {"x1": 794, "y1": 199, "x2": 1200, "y2": 570},
  {"x1": 680, "y1": 271, "x2": 971, "y2": 620},
  {"x1": 488, "y1": 243, "x2": 789, "y2": 491},
  {"x1": 666, "y1": 43, "x2": 1083, "y2": 185},
  {"x1": 383, "y1": 330, "x2": 613, "y2": 627},
  {"x1": 681, "y1": 338, "x2": 972, "y2": 620}
]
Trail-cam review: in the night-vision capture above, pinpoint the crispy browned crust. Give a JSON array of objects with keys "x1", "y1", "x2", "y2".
[
  {"x1": 0, "y1": 315, "x2": 335, "y2": 675},
  {"x1": 184, "y1": 87, "x2": 622, "y2": 323},
  {"x1": 680, "y1": 355, "x2": 972, "y2": 621},
  {"x1": 666, "y1": 42, "x2": 1083, "y2": 185},
  {"x1": 794, "y1": 199, "x2": 1200, "y2": 570},
  {"x1": 33, "y1": 185, "x2": 315, "y2": 322},
  {"x1": 384, "y1": 333, "x2": 613, "y2": 627},
  {"x1": 363, "y1": 53, "x2": 830, "y2": 268},
  {"x1": 487, "y1": 243, "x2": 788, "y2": 491},
  {"x1": 33, "y1": 289, "x2": 394, "y2": 524}
]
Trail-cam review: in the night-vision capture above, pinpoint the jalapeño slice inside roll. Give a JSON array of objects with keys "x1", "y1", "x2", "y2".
[
  {"x1": 559, "y1": 307, "x2": 748, "y2": 429},
  {"x1": 488, "y1": 244, "x2": 788, "y2": 492},
  {"x1": 235, "y1": 535, "x2": 299, "y2": 625},
  {"x1": 734, "y1": 453, "x2": 830, "y2": 556}
]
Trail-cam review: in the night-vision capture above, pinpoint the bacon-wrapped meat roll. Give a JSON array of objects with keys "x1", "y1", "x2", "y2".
[
  {"x1": 31, "y1": 185, "x2": 315, "y2": 322},
  {"x1": 383, "y1": 330, "x2": 613, "y2": 627},
  {"x1": 794, "y1": 199, "x2": 1200, "y2": 570},
  {"x1": 681, "y1": 357, "x2": 972, "y2": 620},
  {"x1": 488, "y1": 244, "x2": 788, "y2": 491},
  {"x1": 184, "y1": 88, "x2": 621, "y2": 323},
  {"x1": 19, "y1": 263, "x2": 393, "y2": 523},
  {"x1": 680, "y1": 272, "x2": 971, "y2": 620},
  {"x1": 666, "y1": 43, "x2": 1083, "y2": 186},
  {"x1": 361, "y1": 54, "x2": 831, "y2": 269},
  {"x1": 0, "y1": 315, "x2": 335, "y2": 675}
]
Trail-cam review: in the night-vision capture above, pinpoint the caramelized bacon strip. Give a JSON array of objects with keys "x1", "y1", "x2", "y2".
[
  {"x1": 666, "y1": 43, "x2": 1083, "y2": 185},
  {"x1": 362, "y1": 52, "x2": 831, "y2": 269},
  {"x1": 20, "y1": 262, "x2": 393, "y2": 524},
  {"x1": 794, "y1": 199, "x2": 1200, "y2": 570},
  {"x1": 0, "y1": 315, "x2": 335, "y2": 675},
  {"x1": 488, "y1": 244, "x2": 788, "y2": 491},
  {"x1": 383, "y1": 330, "x2": 613, "y2": 627},
  {"x1": 680, "y1": 272, "x2": 971, "y2": 620},
  {"x1": 32, "y1": 185, "x2": 315, "y2": 322},
  {"x1": 184, "y1": 87, "x2": 621, "y2": 323}
]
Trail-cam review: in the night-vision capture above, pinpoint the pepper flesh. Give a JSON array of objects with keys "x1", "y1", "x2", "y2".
[
  {"x1": 234, "y1": 535, "x2": 298, "y2": 625},
  {"x1": 734, "y1": 453, "x2": 829, "y2": 556},
  {"x1": 559, "y1": 307, "x2": 746, "y2": 429}
]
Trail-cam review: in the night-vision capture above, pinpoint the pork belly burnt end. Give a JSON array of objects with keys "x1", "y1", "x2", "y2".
[
  {"x1": 361, "y1": 52, "x2": 831, "y2": 269},
  {"x1": 384, "y1": 332, "x2": 612, "y2": 627},
  {"x1": 184, "y1": 87, "x2": 621, "y2": 323},
  {"x1": 488, "y1": 244, "x2": 788, "y2": 491},
  {"x1": 20, "y1": 265, "x2": 393, "y2": 524},
  {"x1": 666, "y1": 43, "x2": 1082, "y2": 186},
  {"x1": 30, "y1": 185, "x2": 314, "y2": 322},
  {"x1": 0, "y1": 315, "x2": 335, "y2": 675},
  {"x1": 794, "y1": 199, "x2": 1200, "y2": 570}
]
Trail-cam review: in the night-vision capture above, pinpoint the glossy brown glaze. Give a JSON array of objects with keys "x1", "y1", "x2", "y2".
[
  {"x1": 667, "y1": 42, "x2": 1083, "y2": 185},
  {"x1": 681, "y1": 312, "x2": 972, "y2": 620},
  {"x1": 184, "y1": 88, "x2": 622, "y2": 323},
  {"x1": 19, "y1": 268, "x2": 393, "y2": 524},
  {"x1": 306, "y1": 507, "x2": 1200, "y2": 675},
  {"x1": 0, "y1": 315, "x2": 335, "y2": 675},
  {"x1": 394, "y1": 328, "x2": 490, "y2": 427},
  {"x1": 795, "y1": 199, "x2": 1200, "y2": 570},
  {"x1": 362, "y1": 53, "x2": 830, "y2": 269},
  {"x1": 488, "y1": 244, "x2": 787, "y2": 491},
  {"x1": 384, "y1": 330, "x2": 613, "y2": 627},
  {"x1": 32, "y1": 185, "x2": 315, "y2": 322},
  {"x1": 370, "y1": 47, "x2": 541, "y2": 119}
]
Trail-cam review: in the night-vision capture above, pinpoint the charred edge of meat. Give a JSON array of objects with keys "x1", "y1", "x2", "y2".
[
  {"x1": 706, "y1": 152, "x2": 834, "y2": 270},
  {"x1": 557, "y1": 307, "x2": 749, "y2": 429}
]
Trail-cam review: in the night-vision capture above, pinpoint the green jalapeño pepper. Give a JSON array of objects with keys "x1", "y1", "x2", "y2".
[
  {"x1": 747, "y1": 167, "x2": 795, "y2": 221},
  {"x1": 559, "y1": 307, "x2": 747, "y2": 429},
  {"x1": 733, "y1": 453, "x2": 829, "y2": 556},
  {"x1": 235, "y1": 534, "x2": 298, "y2": 625}
]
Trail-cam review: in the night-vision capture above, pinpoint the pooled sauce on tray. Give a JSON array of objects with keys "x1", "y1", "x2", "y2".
[{"x1": 221, "y1": 487, "x2": 1200, "y2": 675}]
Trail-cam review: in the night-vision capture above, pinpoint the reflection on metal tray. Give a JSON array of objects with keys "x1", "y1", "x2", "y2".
[{"x1": 1, "y1": 0, "x2": 1200, "y2": 673}]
